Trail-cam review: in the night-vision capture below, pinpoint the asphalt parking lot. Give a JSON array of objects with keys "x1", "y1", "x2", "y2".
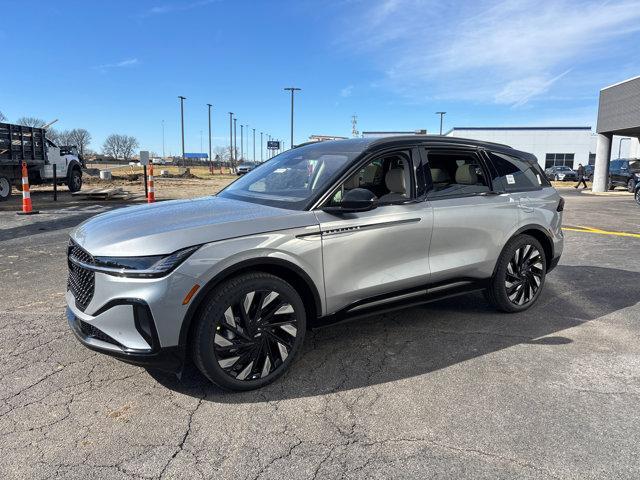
[{"x1": 1, "y1": 189, "x2": 639, "y2": 479}]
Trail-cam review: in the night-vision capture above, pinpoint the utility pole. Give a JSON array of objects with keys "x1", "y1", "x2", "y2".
[
  {"x1": 178, "y1": 96, "x2": 186, "y2": 166},
  {"x1": 435, "y1": 111, "x2": 446, "y2": 135},
  {"x1": 253, "y1": 128, "x2": 256, "y2": 162},
  {"x1": 207, "y1": 104, "x2": 212, "y2": 173},
  {"x1": 284, "y1": 87, "x2": 301, "y2": 148},
  {"x1": 228, "y1": 112, "x2": 234, "y2": 169},
  {"x1": 260, "y1": 132, "x2": 263, "y2": 162},
  {"x1": 240, "y1": 124, "x2": 244, "y2": 161}
]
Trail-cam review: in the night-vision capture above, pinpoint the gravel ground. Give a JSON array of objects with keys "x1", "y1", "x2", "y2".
[{"x1": 0, "y1": 189, "x2": 639, "y2": 479}]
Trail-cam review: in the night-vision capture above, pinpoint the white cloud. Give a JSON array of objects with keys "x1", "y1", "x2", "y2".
[
  {"x1": 93, "y1": 58, "x2": 139, "y2": 71},
  {"x1": 146, "y1": 0, "x2": 218, "y2": 15},
  {"x1": 340, "y1": 85, "x2": 354, "y2": 97},
  {"x1": 345, "y1": 0, "x2": 640, "y2": 106}
]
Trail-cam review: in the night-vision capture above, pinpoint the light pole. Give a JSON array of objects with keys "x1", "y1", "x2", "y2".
[
  {"x1": 161, "y1": 120, "x2": 165, "y2": 159},
  {"x1": 233, "y1": 117, "x2": 237, "y2": 164},
  {"x1": 260, "y1": 132, "x2": 263, "y2": 162},
  {"x1": 228, "y1": 112, "x2": 233, "y2": 169},
  {"x1": 284, "y1": 87, "x2": 301, "y2": 148},
  {"x1": 253, "y1": 128, "x2": 256, "y2": 162},
  {"x1": 207, "y1": 104, "x2": 212, "y2": 172},
  {"x1": 240, "y1": 124, "x2": 244, "y2": 161},
  {"x1": 178, "y1": 96, "x2": 186, "y2": 165},
  {"x1": 618, "y1": 137, "x2": 631, "y2": 158},
  {"x1": 435, "y1": 111, "x2": 446, "y2": 135}
]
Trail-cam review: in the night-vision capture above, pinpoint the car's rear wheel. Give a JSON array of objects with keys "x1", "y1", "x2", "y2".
[
  {"x1": 486, "y1": 234, "x2": 546, "y2": 313},
  {"x1": 628, "y1": 178, "x2": 636, "y2": 193},
  {"x1": 192, "y1": 272, "x2": 306, "y2": 391},
  {"x1": 0, "y1": 176, "x2": 11, "y2": 201},
  {"x1": 635, "y1": 187, "x2": 640, "y2": 206}
]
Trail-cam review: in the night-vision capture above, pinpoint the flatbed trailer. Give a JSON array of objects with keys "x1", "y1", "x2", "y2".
[{"x1": 0, "y1": 122, "x2": 84, "y2": 201}]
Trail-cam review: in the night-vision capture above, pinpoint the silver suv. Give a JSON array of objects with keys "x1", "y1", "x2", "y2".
[{"x1": 66, "y1": 137, "x2": 564, "y2": 390}]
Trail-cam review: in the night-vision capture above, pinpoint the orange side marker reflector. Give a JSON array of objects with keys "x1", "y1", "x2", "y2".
[{"x1": 182, "y1": 284, "x2": 200, "y2": 305}]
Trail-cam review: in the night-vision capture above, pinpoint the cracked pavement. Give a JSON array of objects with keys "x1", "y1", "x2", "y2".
[{"x1": 1, "y1": 189, "x2": 639, "y2": 479}]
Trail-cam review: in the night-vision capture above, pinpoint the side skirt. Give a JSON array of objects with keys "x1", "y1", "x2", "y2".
[{"x1": 310, "y1": 278, "x2": 489, "y2": 329}]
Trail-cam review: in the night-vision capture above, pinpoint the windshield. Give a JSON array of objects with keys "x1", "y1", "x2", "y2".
[
  {"x1": 557, "y1": 166, "x2": 572, "y2": 171},
  {"x1": 219, "y1": 141, "x2": 363, "y2": 210}
]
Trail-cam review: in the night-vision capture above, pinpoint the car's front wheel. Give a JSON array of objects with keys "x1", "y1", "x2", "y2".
[
  {"x1": 192, "y1": 272, "x2": 306, "y2": 390},
  {"x1": 635, "y1": 187, "x2": 640, "y2": 206},
  {"x1": 486, "y1": 235, "x2": 546, "y2": 313}
]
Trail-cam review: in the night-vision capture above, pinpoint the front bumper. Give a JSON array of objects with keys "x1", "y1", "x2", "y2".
[{"x1": 66, "y1": 304, "x2": 183, "y2": 373}]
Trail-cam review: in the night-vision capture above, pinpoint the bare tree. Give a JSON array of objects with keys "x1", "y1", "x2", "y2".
[
  {"x1": 46, "y1": 128, "x2": 61, "y2": 144},
  {"x1": 121, "y1": 136, "x2": 139, "y2": 161},
  {"x1": 0, "y1": 111, "x2": 6, "y2": 122},
  {"x1": 69, "y1": 129, "x2": 91, "y2": 155},
  {"x1": 56, "y1": 129, "x2": 74, "y2": 146},
  {"x1": 16, "y1": 117, "x2": 46, "y2": 127},
  {"x1": 102, "y1": 134, "x2": 139, "y2": 161}
]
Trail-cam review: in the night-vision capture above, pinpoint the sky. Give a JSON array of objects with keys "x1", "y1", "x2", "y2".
[{"x1": 1, "y1": 0, "x2": 640, "y2": 158}]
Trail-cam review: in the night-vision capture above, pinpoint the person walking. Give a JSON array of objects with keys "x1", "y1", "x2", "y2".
[{"x1": 574, "y1": 163, "x2": 588, "y2": 189}]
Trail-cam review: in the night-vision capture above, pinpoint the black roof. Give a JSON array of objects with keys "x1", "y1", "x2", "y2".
[{"x1": 308, "y1": 135, "x2": 513, "y2": 150}]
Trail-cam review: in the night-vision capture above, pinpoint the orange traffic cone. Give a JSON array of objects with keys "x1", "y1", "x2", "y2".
[
  {"x1": 17, "y1": 161, "x2": 39, "y2": 215},
  {"x1": 147, "y1": 163, "x2": 155, "y2": 203}
]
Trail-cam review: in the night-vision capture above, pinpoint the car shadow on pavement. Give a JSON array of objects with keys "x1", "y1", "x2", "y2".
[{"x1": 149, "y1": 264, "x2": 640, "y2": 402}]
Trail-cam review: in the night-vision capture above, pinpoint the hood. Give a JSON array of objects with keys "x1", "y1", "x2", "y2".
[{"x1": 71, "y1": 196, "x2": 318, "y2": 256}]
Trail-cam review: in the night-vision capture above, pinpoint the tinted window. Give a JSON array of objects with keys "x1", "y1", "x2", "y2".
[
  {"x1": 425, "y1": 150, "x2": 490, "y2": 199},
  {"x1": 488, "y1": 151, "x2": 544, "y2": 191}
]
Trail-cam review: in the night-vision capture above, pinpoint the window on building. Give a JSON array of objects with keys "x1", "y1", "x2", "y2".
[
  {"x1": 588, "y1": 153, "x2": 596, "y2": 165},
  {"x1": 545, "y1": 153, "x2": 575, "y2": 169}
]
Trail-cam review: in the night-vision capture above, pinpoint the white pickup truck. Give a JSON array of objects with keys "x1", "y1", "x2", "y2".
[{"x1": 0, "y1": 122, "x2": 84, "y2": 201}]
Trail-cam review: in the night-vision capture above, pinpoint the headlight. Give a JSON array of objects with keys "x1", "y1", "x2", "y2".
[
  {"x1": 73, "y1": 245, "x2": 200, "y2": 278},
  {"x1": 634, "y1": 172, "x2": 640, "y2": 178}
]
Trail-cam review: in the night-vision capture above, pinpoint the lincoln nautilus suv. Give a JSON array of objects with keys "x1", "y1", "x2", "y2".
[{"x1": 66, "y1": 136, "x2": 564, "y2": 391}]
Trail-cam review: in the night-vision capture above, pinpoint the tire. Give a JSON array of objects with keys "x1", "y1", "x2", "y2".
[
  {"x1": 0, "y1": 176, "x2": 11, "y2": 202},
  {"x1": 486, "y1": 235, "x2": 547, "y2": 313},
  {"x1": 67, "y1": 167, "x2": 82, "y2": 192},
  {"x1": 192, "y1": 272, "x2": 306, "y2": 391},
  {"x1": 635, "y1": 188, "x2": 640, "y2": 206},
  {"x1": 627, "y1": 178, "x2": 636, "y2": 193}
]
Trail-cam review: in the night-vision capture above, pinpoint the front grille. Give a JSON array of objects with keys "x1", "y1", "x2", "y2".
[
  {"x1": 67, "y1": 240, "x2": 95, "y2": 311},
  {"x1": 79, "y1": 320, "x2": 121, "y2": 347}
]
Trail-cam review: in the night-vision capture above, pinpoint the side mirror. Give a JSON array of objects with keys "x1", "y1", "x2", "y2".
[{"x1": 323, "y1": 188, "x2": 378, "y2": 214}]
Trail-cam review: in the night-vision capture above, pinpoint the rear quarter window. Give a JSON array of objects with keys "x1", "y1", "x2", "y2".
[{"x1": 487, "y1": 151, "x2": 546, "y2": 191}]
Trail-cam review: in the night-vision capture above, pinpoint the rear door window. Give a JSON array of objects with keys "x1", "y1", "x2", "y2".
[
  {"x1": 486, "y1": 151, "x2": 545, "y2": 192},
  {"x1": 424, "y1": 149, "x2": 490, "y2": 199}
]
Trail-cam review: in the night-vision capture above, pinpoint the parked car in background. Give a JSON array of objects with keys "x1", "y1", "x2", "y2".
[
  {"x1": 66, "y1": 136, "x2": 564, "y2": 391},
  {"x1": 583, "y1": 164, "x2": 595, "y2": 181},
  {"x1": 608, "y1": 159, "x2": 640, "y2": 192},
  {"x1": 545, "y1": 166, "x2": 578, "y2": 182},
  {"x1": 237, "y1": 162, "x2": 256, "y2": 175}
]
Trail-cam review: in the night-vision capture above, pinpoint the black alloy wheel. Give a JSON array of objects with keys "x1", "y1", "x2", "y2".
[
  {"x1": 486, "y1": 234, "x2": 546, "y2": 313},
  {"x1": 628, "y1": 178, "x2": 636, "y2": 193},
  {"x1": 504, "y1": 244, "x2": 544, "y2": 306},
  {"x1": 193, "y1": 272, "x2": 306, "y2": 390}
]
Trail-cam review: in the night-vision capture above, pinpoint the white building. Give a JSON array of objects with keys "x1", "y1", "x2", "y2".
[
  {"x1": 361, "y1": 126, "x2": 639, "y2": 169},
  {"x1": 445, "y1": 127, "x2": 595, "y2": 169}
]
